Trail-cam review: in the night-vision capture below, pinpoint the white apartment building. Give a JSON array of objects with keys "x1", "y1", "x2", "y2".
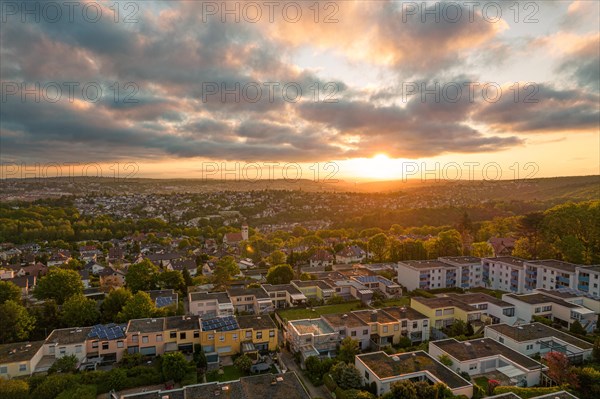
[{"x1": 397, "y1": 260, "x2": 458, "y2": 291}]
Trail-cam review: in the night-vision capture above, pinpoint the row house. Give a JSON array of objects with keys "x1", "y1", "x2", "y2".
[
  {"x1": 353, "y1": 275, "x2": 402, "y2": 297},
  {"x1": 290, "y1": 279, "x2": 335, "y2": 302},
  {"x1": 410, "y1": 296, "x2": 482, "y2": 329},
  {"x1": 189, "y1": 291, "x2": 235, "y2": 317},
  {"x1": 429, "y1": 338, "x2": 546, "y2": 387},
  {"x1": 444, "y1": 293, "x2": 517, "y2": 325},
  {"x1": 262, "y1": 284, "x2": 307, "y2": 308},
  {"x1": 227, "y1": 287, "x2": 274, "y2": 314},
  {"x1": 502, "y1": 292, "x2": 596, "y2": 329},
  {"x1": 0, "y1": 341, "x2": 45, "y2": 379},
  {"x1": 353, "y1": 309, "x2": 402, "y2": 350},
  {"x1": 286, "y1": 318, "x2": 340, "y2": 360},
  {"x1": 485, "y1": 322, "x2": 594, "y2": 364},
  {"x1": 327, "y1": 279, "x2": 373, "y2": 304},
  {"x1": 381, "y1": 306, "x2": 430, "y2": 343},
  {"x1": 125, "y1": 316, "x2": 200, "y2": 357}
]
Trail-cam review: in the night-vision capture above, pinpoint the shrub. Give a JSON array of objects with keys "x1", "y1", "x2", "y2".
[
  {"x1": 323, "y1": 373, "x2": 338, "y2": 392},
  {"x1": 55, "y1": 384, "x2": 97, "y2": 399},
  {"x1": 493, "y1": 386, "x2": 563, "y2": 399},
  {"x1": 0, "y1": 378, "x2": 29, "y2": 399}
]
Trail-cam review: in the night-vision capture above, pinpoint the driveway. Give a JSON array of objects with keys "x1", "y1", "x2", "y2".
[{"x1": 280, "y1": 349, "x2": 329, "y2": 399}]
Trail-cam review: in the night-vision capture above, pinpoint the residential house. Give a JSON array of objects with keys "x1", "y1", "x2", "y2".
[
  {"x1": 189, "y1": 291, "x2": 234, "y2": 317},
  {"x1": 444, "y1": 293, "x2": 517, "y2": 325},
  {"x1": 309, "y1": 249, "x2": 334, "y2": 268},
  {"x1": 291, "y1": 280, "x2": 335, "y2": 302},
  {"x1": 98, "y1": 267, "x2": 126, "y2": 290},
  {"x1": 227, "y1": 287, "x2": 274, "y2": 314},
  {"x1": 353, "y1": 309, "x2": 402, "y2": 350},
  {"x1": 0, "y1": 341, "x2": 44, "y2": 379},
  {"x1": 41, "y1": 327, "x2": 93, "y2": 371},
  {"x1": 322, "y1": 312, "x2": 371, "y2": 350},
  {"x1": 353, "y1": 275, "x2": 402, "y2": 297},
  {"x1": 488, "y1": 237, "x2": 516, "y2": 257},
  {"x1": 429, "y1": 338, "x2": 546, "y2": 387},
  {"x1": 286, "y1": 318, "x2": 339, "y2": 359},
  {"x1": 576, "y1": 265, "x2": 600, "y2": 297},
  {"x1": 85, "y1": 323, "x2": 127, "y2": 363},
  {"x1": 262, "y1": 284, "x2": 307, "y2": 308},
  {"x1": 382, "y1": 306, "x2": 430, "y2": 343},
  {"x1": 84, "y1": 261, "x2": 106, "y2": 275},
  {"x1": 485, "y1": 322, "x2": 594, "y2": 364},
  {"x1": 336, "y1": 245, "x2": 366, "y2": 264},
  {"x1": 410, "y1": 296, "x2": 482, "y2": 329},
  {"x1": 355, "y1": 351, "x2": 473, "y2": 398}
]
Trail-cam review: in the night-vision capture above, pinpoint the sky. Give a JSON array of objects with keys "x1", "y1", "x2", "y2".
[{"x1": 1, "y1": 0, "x2": 599, "y2": 181}]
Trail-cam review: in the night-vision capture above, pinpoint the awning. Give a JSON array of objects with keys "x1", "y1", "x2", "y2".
[
  {"x1": 497, "y1": 365, "x2": 525, "y2": 379},
  {"x1": 241, "y1": 341, "x2": 257, "y2": 353},
  {"x1": 165, "y1": 342, "x2": 178, "y2": 352}
]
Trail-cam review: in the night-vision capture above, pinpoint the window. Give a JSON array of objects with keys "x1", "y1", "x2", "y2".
[
  {"x1": 394, "y1": 324, "x2": 399, "y2": 331},
  {"x1": 364, "y1": 371, "x2": 369, "y2": 380},
  {"x1": 208, "y1": 334, "x2": 214, "y2": 340},
  {"x1": 132, "y1": 335, "x2": 139, "y2": 343},
  {"x1": 269, "y1": 330, "x2": 275, "y2": 337},
  {"x1": 233, "y1": 334, "x2": 238, "y2": 340},
  {"x1": 102, "y1": 342, "x2": 109, "y2": 350},
  {"x1": 413, "y1": 322, "x2": 418, "y2": 329},
  {"x1": 180, "y1": 332, "x2": 187, "y2": 340},
  {"x1": 383, "y1": 326, "x2": 388, "y2": 333},
  {"x1": 435, "y1": 310, "x2": 442, "y2": 317},
  {"x1": 157, "y1": 334, "x2": 163, "y2": 342},
  {"x1": 0, "y1": 366, "x2": 7, "y2": 374},
  {"x1": 19, "y1": 364, "x2": 27, "y2": 372},
  {"x1": 363, "y1": 329, "x2": 369, "y2": 335},
  {"x1": 402, "y1": 320, "x2": 407, "y2": 328},
  {"x1": 194, "y1": 331, "x2": 200, "y2": 338},
  {"x1": 469, "y1": 364, "x2": 477, "y2": 371},
  {"x1": 526, "y1": 344, "x2": 534, "y2": 350},
  {"x1": 59, "y1": 347, "x2": 66, "y2": 356},
  {"x1": 256, "y1": 331, "x2": 262, "y2": 339},
  {"x1": 117, "y1": 341, "x2": 124, "y2": 348},
  {"x1": 351, "y1": 331, "x2": 357, "y2": 337},
  {"x1": 246, "y1": 331, "x2": 252, "y2": 339},
  {"x1": 219, "y1": 336, "x2": 225, "y2": 342},
  {"x1": 499, "y1": 337, "x2": 504, "y2": 343},
  {"x1": 92, "y1": 341, "x2": 99, "y2": 348},
  {"x1": 170, "y1": 331, "x2": 177, "y2": 339},
  {"x1": 142, "y1": 336, "x2": 149, "y2": 344}
]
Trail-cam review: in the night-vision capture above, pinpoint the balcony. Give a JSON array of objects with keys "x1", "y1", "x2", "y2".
[
  {"x1": 510, "y1": 278, "x2": 519, "y2": 285},
  {"x1": 557, "y1": 276, "x2": 571, "y2": 284},
  {"x1": 511, "y1": 271, "x2": 519, "y2": 278},
  {"x1": 526, "y1": 269, "x2": 537, "y2": 276},
  {"x1": 577, "y1": 284, "x2": 589, "y2": 292},
  {"x1": 579, "y1": 275, "x2": 590, "y2": 283}
]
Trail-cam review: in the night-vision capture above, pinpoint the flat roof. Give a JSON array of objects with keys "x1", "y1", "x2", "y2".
[
  {"x1": 357, "y1": 351, "x2": 471, "y2": 389},
  {"x1": 165, "y1": 316, "x2": 200, "y2": 331},
  {"x1": 322, "y1": 312, "x2": 368, "y2": 329},
  {"x1": 525, "y1": 260, "x2": 580, "y2": 273},
  {"x1": 126, "y1": 318, "x2": 165, "y2": 334},
  {"x1": 291, "y1": 279, "x2": 334, "y2": 290},
  {"x1": 353, "y1": 309, "x2": 398, "y2": 324},
  {"x1": 0, "y1": 341, "x2": 44, "y2": 364},
  {"x1": 382, "y1": 306, "x2": 429, "y2": 321},
  {"x1": 504, "y1": 293, "x2": 579, "y2": 308},
  {"x1": 45, "y1": 327, "x2": 93, "y2": 345},
  {"x1": 439, "y1": 256, "x2": 482, "y2": 265},
  {"x1": 486, "y1": 323, "x2": 593, "y2": 349},
  {"x1": 227, "y1": 287, "x2": 270, "y2": 299},
  {"x1": 290, "y1": 319, "x2": 335, "y2": 335},
  {"x1": 432, "y1": 338, "x2": 541, "y2": 370},
  {"x1": 262, "y1": 284, "x2": 303, "y2": 295},
  {"x1": 483, "y1": 257, "x2": 525, "y2": 267},
  {"x1": 446, "y1": 293, "x2": 514, "y2": 308},
  {"x1": 189, "y1": 291, "x2": 231, "y2": 304},
  {"x1": 237, "y1": 315, "x2": 276, "y2": 330},
  {"x1": 411, "y1": 296, "x2": 478, "y2": 312},
  {"x1": 399, "y1": 260, "x2": 456, "y2": 269}
]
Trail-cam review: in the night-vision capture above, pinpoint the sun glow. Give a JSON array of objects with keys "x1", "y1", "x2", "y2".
[{"x1": 342, "y1": 154, "x2": 406, "y2": 180}]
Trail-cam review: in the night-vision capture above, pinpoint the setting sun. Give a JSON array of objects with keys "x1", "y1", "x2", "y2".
[{"x1": 342, "y1": 153, "x2": 406, "y2": 180}]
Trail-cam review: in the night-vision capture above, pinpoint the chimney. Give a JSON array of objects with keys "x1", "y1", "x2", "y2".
[{"x1": 370, "y1": 310, "x2": 378, "y2": 322}]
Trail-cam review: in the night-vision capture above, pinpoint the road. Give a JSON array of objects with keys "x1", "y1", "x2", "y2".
[{"x1": 280, "y1": 349, "x2": 329, "y2": 399}]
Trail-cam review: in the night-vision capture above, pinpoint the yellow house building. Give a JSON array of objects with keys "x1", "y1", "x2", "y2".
[
  {"x1": 410, "y1": 297, "x2": 482, "y2": 329},
  {"x1": 0, "y1": 340, "x2": 45, "y2": 379}
]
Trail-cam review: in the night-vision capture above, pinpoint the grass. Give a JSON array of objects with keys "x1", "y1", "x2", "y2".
[
  {"x1": 373, "y1": 297, "x2": 410, "y2": 308},
  {"x1": 206, "y1": 365, "x2": 247, "y2": 382},
  {"x1": 277, "y1": 301, "x2": 364, "y2": 321}
]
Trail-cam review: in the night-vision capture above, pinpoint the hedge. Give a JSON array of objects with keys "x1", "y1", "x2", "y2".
[{"x1": 493, "y1": 386, "x2": 563, "y2": 399}]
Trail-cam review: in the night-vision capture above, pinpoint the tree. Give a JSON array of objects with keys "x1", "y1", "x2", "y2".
[
  {"x1": 266, "y1": 264, "x2": 294, "y2": 285},
  {"x1": 29, "y1": 300, "x2": 59, "y2": 340},
  {"x1": 34, "y1": 268, "x2": 83, "y2": 304},
  {"x1": 344, "y1": 390, "x2": 376, "y2": 399},
  {"x1": 125, "y1": 259, "x2": 159, "y2": 293},
  {"x1": 368, "y1": 233, "x2": 388, "y2": 262},
  {"x1": 436, "y1": 229, "x2": 463, "y2": 257},
  {"x1": 544, "y1": 352, "x2": 578, "y2": 387},
  {"x1": 447, "y1": 320, "x2": 468, "y2": 337},
  {"x1": 193, "y1": 344, "x2": 208, "y2": 370},
  {"x1": 157, "y1": 270, "x2": 185, "y2": 293},
  {"x1": 61, "y1": 294, "x2": 100, "y2": 327},
  {"x1": 101, "y1": 288, "x2": 133, "y2": 322},
  {"x1": 569, "y1": 320, "x2": 587, "y2": 336},
  {"x1": 105, "y1": 367, "x2": 128, "y2": 391},
  {"x1": 592, "y1": 338, "x2": 600, "y2": 363},
  {"x1": 573, "y1": 367, "x2": 600, "y2": 399},
  {"x1": 48, "y1": 354, "x2": 78, "y2": 374},
  {"x1": 267, "y1": 250, "x2": 287, "y2": 266},
  {"x1": 182, "y1": 266, "x2": 193, "y2": 293},
  {"x1": 0, "y1": 378, "x2": 29, "y2": 399},
  {"x1": 117, "y1": 291, "x2": 156, "y2": 322},
  {"x1": 162, "y1": 352, "x2": 190, "y2": 382},
  {"x1": 386, "y1": 380, "x2": 417, "y2": 399},
  {"x1": 471, "y1": 242, "x2": 494, "y2": 258},
  {"x1": 30, "y1": 373, "x2": 79, "y2": 399},
  {"x1": 337, "y1": 337, "x2": 360, "y2": 364},
  {"x1": 212, "y1": 256, "x2": 240, "y2": 286},
  {"x1": 330, "y1": 362, "x2": 362, "y2": 390},
  {"x1": 234, "y1": 354, "x2": 252, "y2": 373},
  {"x1": 0, "y1": 300, "x2": 35, "y2": 343},
  {"x1": 0, "y1": 280, "x2": 21, "y2": 304}
]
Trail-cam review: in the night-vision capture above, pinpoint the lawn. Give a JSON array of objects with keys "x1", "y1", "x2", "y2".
[
  {"x1": 277, "y1": 301, "x2": 364, "y2": 321},
  {"x1": 374, "y1": 297, "x2": 410, "y2": 308},
  {"x1": 207, "y1": 365, "x2": 246, "y2": 382}
]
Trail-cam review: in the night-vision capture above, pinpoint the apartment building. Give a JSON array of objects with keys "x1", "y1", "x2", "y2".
[
  {"x1": 524, "y1": 260, "x2": 579, "y2": 291},
  {"x1": 355, "y1": 351, "x2": 473, "y2": 398},
  {"x1": 0, "y1": 341, "x2": 44, "y2": 379},
  {"x1": 576, "y1": 265, "x2": 600, "y2": 297},
  {"x1": 262, "y1": 284, "x2": 307, "y2": 308},
  {"x1": 291, "y1": 279, "x2": 335, "y2": 302},
  {"x1": 227, "y1": 287, "x2": 274, "y2": 314},
  {"x1": 429, "y1": 338, "x2": 546, "y2": 387},
  {"x1": 482, "y1": 257, "x2": 526, "y2": 293},
  {"x1": 188, "y1": 291, "x2": 234, "y2": 317},
  {"x1": 485, "y1": 322, "x2": 594, "y2": 364},
  {"x1": 397, "y1": 260, "x2": 458, "y2": 291},
  {"x1": 502, "y1": 292, "x2": 596, "y2": 329},
  {"x1": 410, "y1": 296, "x2": 482, "y2": 329},
  {"x1": 439, "y1": 256, "x2": 483, "y2": 289}
]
